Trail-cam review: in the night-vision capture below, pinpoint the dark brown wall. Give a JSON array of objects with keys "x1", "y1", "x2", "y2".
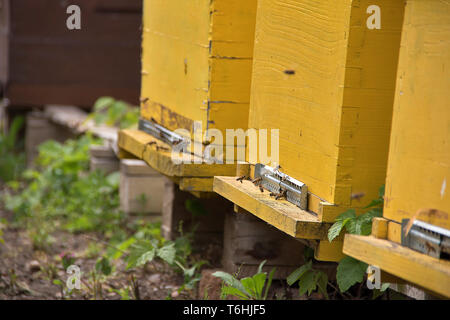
[{"x1": 2, "y1": 0, "x2": 142, "y2": 108}]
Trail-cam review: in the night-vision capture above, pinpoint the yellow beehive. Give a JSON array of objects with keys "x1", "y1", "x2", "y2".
[
  {"x1": 214, "y1": 0, "x2": 405, "y2": 262},
  {"x1": 383, "y1": 0, "x2": 450, "y2": 230},
  {"x1": 343, "y1": 0, "x2": 450, "y2": 298},
  {"x1": 140, "y1": 0, "x2": 257, "y2": 142},
  {"x1": 248, "y1": 0, "x2": 405, "y2": 211}
]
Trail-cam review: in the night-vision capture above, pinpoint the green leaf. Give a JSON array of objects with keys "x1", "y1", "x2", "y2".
[
  {"x1": 372, "y1": 283, "x2": 390, "y2": 299},
  {"x1": 112, "y1": 237, "x2": 136, "y2": 260},
  {"x1": 157, "y1": 243, "x2": 176, "y2": 265},
  {"x1": 135, "y1": 249, "x2": 156, "y2": 267},
  {"x1": 298, "y1": 270, "x2": 316, "y2": 296},
  {"x1": 212, "y1": 271, "x2": 249, "y2": 297},
  {"x1": 328, "y1": 220, "x2": 344, "y2": 242},
  {"x1": 106, "y1": 172, "x2": 120, "y2": 188},
  {"x1": 263, "y1": 268, "x2": 275, "y2": 300},
  {"x1": 241, "y1": 277, "x2": 258, "y2": 298},
  {"x1": 53, "y1": 279, "x2": 63, "y2": 286},
  {"x1": 336, "y1": 256, "x2": 368, "y2": 292},
  {"x1": 316, "y1": 272, "x2": 329, "y2": 299},
  {"x1": 336, "y1": 209, "x2": 357, "y2": 222},
  {"x1": 93, "y1": 97, "x2": 114, "y2": 112},
  {"x1": 221, "y1": 285, "x2": 249, "y2": 300},
  {"x1": 286, "y1": 260, "x2": 312, "y2": 286},
  {"x1": 95, "y1": 257, "x2": 112, "y2": 276},
  {"x1": 257, "y1": 260, "x2": 267, "y2": 274},
  {"x1": 251, "y1": 272, "x2": 267, "y2": 299}
]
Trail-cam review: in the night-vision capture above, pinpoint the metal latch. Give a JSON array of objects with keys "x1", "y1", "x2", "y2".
[
  {"x1": 138, "y1": 118, "x2": 187, "y2": 146},
  {"x1": 254, "y1": 164, "x2": 308, "y2": 210},
  {"x1": 401, "y1": 219, "x2": 450, "y2": 260}
]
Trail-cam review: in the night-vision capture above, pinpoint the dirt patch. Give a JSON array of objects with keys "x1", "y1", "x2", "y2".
[{"x1": 0, "y1": 209, "x2": 195, "y2": 300}]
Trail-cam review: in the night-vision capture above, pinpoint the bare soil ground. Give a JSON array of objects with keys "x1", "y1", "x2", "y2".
[{"x1": 0, "y1": 209, "x2": 197, "y2": 300}]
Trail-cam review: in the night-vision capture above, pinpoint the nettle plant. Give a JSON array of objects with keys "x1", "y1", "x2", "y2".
[
  {"x1": 328, "y1": 185, "x2": 386, "y2": 293},
  {"x1": 287, "y1": 248, "x2": 329, "y2": 299}
]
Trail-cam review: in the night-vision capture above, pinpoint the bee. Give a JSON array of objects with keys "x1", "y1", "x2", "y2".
[
  {"x1": 425, "y1": 241, "x2": 437, "y2": 254},
  {"x1": 351, "y1": 192, "x2": 366, "y2": 201},
  {"x1": 236, "y1": 175, "x2": 248, "y2": 183},
  {"x1": 275, "y1": 165, "x2": 282, "y2": 171},
  {"x1": 259, "y1": 186, "x2": 264, "y2": 193},
  {"x1": 140, "y1": 97, "x2": 149, "y2": 103},
  {"x1": 147, "y1": 141, "x2": 157, "y2": 146},
  {"x1": 284, "y1": 70, "x2": 295, "y2": 75},
  {"x1": 252, "y1": 177, "x2": 262, "y2": 185},
  {"x1": 275, "y1": 189, "x2": 287, "y2": 200},
  {"x1": 156, "y1": 145, "x2": 169, "y2": 151}
]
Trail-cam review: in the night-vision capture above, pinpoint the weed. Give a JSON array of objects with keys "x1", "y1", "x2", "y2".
[
  {"x1": 213, "y1": 260, "x2": 275, "y2": 300},
  {"x1": 0, "y1": 116, "x2": 25, "y2": 182},
  {"x1": 328, "y1": 185, "x2": 387, "y2": 295}
]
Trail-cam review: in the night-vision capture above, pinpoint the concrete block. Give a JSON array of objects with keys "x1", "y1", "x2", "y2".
[
  {"x1": 120, "y1": 159, "x2": 166, "y2": 215},
  {"x1": 89, "y1": 144, "x2": 120, "y2": 174},
  {"x1": 25, "y1": 112, "x2": 75, "y2": 167},
  {"x1": 161, "y1": 180, "x2": 228, "y2": 245},
  {"x1": 222, "y1": 210, "x2": 306, "y2": 279}
]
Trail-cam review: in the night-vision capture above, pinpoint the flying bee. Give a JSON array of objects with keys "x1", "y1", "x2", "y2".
[{"x1": 351, "y1": 192, "x2": 366, "y2": 201}]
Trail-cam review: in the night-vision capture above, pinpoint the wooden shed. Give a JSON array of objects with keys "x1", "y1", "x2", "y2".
[
  {"x1": 343, "y1": 0, "x2": 450, "y2": 298},
  {"x1": 0, "y1": 0, "x2": 142, "y2": 107}
]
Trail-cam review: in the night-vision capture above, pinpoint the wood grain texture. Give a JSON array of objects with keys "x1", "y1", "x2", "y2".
[
  {"x1": 118, "y1": 129, "x2": 237, "y2": 183},
  {"x1": 6, "y1": 0, "x2": 141, "y2": 107},
  {"x1": 140, "y1": 0, "x2": 257, "y2": 139},
  {"x1": 343, "y1": 234, "x2": 450, "y2": 298},
  {"x1": 213, "y1": 176, "x2": 331, "y2": 240},
  {"x1": 249, "y1": 0, "x2": 404, "y2": 207},
  {"x1": 315, "y1": 240, "x2": 345, "y2": 262},
  {"x1": 383, "y1": 0, "x2": 450, "y2": 229}
]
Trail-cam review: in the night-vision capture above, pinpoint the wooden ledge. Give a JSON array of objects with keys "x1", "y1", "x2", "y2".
[
  {"x1": 118, "y1": 129, "x2": 240, "y2": 193},
  {"x1": 118, "y1": 129, "x2": 238, "y2": 176},
  {"x1": 213, "y1": 176, "x2": 332, "y2": 240},
  {"x1": 343, "y1": 234, "x2": 450, "y2": 298}
]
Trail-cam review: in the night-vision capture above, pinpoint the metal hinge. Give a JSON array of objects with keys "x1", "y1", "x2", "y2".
[
  {"x1": 254, "y1": 164, "x2": 308, "y2": 210},
  {"x1": 401, "y1": 219, "x2": 450, "y2": 260},
  {"x1": 138, "y1": 118, "x2": 187, "y2": 146}
]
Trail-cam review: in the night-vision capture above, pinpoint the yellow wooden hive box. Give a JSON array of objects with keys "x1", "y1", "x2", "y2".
[
  {"x1": 140, "y1": 0, "x2": 257, "y2": 144},
  {"x1": 382, "y1": 0, "x2": 450, "y2": 231},
  {"x1": 343, "y1": 0, "x2": 450, "y2": 298},
  {"x1": 214, "y1": 0, "x2": 406, "y2": 261},
  {"x1": 248, "y1": 0, "x2": 405, "y2": 213}
]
